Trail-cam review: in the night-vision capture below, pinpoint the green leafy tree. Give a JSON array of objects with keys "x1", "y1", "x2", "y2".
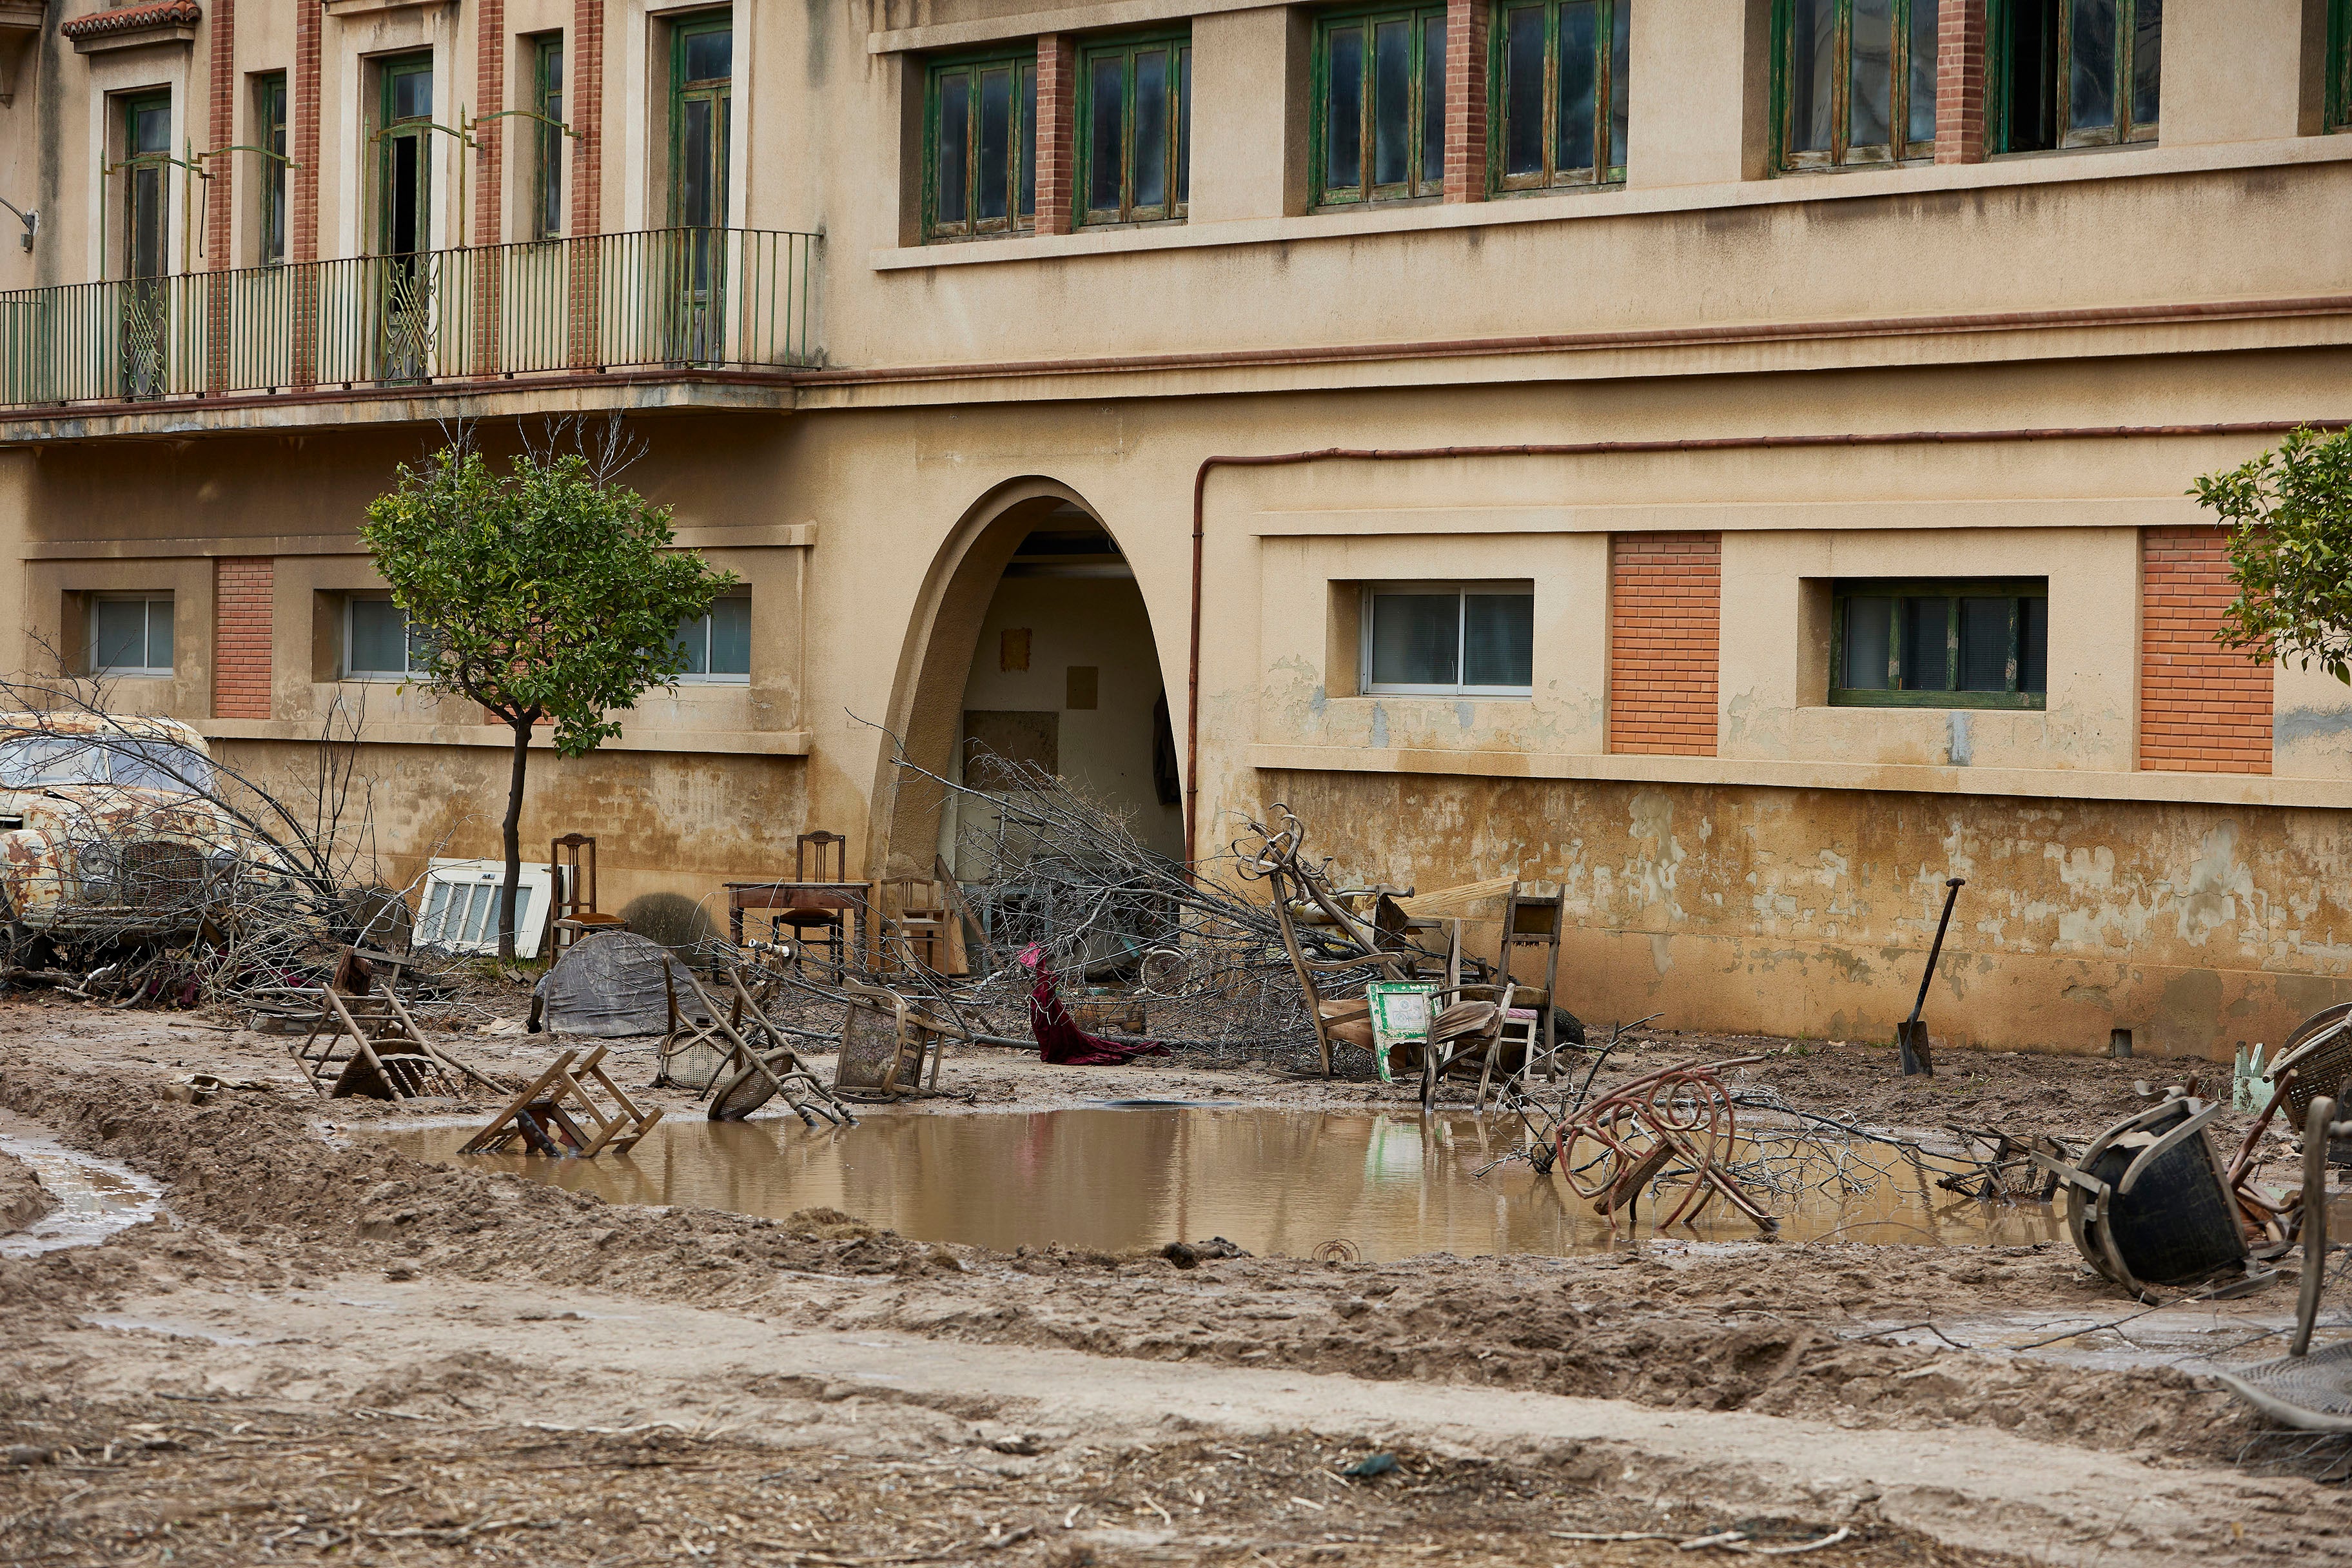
[
  {"x1": 2197, "y1": 423, "x2": 2352, "y2": 680},
  {"x1": 362, "y1": 440, "x2": 736, "y2": 959}
]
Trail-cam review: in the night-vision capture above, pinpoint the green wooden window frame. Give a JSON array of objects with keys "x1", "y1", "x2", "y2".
[
  {"x1": 533, "y1": 35, "x2": 565, "y2": 240},
  {"x1": 1829, "y1": 579, "x2": 2050, "y2": 709},
  {"x1": 375, "y1": 54, "x2": 435, "y2": 258},
  {"x1": 1490, "y1": 0, "x2": 1629, "y2": 193},
  {"x1": 669, "y1": 12, "x2": 732, "y2": 230},
  {"x1": 121, "y1": 90, "x2": 172, "y2": 281},
  {"x1": 2326, "y1": 0, "x2": 2350, "y2": 133},
  {"x1": 1986, "y1": 0, "x2": 2159, "y2": 153},
  {"x1": 1075, "y1": 30, "x2": 1191, "y2": 226},
  {"x1": 1313, "y1": 6, "x2": 1446, "y2": 206},
  {"x1": 1772, "y1": 0, "x2": 1939, "y2": 172},
  {"x1": 925, "y1": 49, "x2": 1038, "y2": 240},
  {"x1": 256, "y1": 73, "x2": 288, "y2": 266}
]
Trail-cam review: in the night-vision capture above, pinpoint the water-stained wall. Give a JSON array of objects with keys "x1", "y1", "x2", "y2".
[{"x1": 1260, "y1": 769, "x2": 2352, "y2": 1058}]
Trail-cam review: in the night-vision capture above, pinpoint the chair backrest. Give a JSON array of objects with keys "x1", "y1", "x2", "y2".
[
  {"x1": 797, "y1": 830, "x2": 847, "y2": 882},
  {"x1": 551, "y1": 832, "x2": 596, "y2": 916}
]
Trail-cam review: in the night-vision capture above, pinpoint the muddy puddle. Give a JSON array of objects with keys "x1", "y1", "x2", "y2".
[
  {"x1": 0, "y1": 1108, "x2": 169, "y2": 1257},
  {"x1": 374, "y1": 1104, "x2": 2073, "y2": 1262}
]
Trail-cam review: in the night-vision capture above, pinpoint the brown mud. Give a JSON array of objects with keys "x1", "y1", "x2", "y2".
[
  {"x1": 0, "y1": 1144, "x2": 52, "y2": 1233},
  {"x1": 0, "y1": 995, "x2": 2342, "y2": 1567}
]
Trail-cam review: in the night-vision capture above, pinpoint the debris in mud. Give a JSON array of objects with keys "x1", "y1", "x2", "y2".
[
  {"x1": 529, "y1": 929, "x2": 689, "y2": 1037},
  {"x1": 460, "y1": 1044, "x2": 665, "y2": 1157},
  {"x1": 1161, "y1": 1236, "x2": 1250, "y2": 1269},
  {"x1": 288, "y1": 949, "x2": 505, "y2": 1101}
]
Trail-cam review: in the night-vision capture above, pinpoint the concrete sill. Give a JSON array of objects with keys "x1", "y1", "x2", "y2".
[
  {"x1": 1248, "y1": 741, "x2": 2352, "y2": 809},
  {"x1": 0, "y1": 371, "x2": 796, "y2": 447},
  {"x1": 200, "y1": 719, "x2": 810, "y2": 758}
]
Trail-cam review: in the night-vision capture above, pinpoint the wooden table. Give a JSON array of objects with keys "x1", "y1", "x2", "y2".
[{"x1": 725, "y1": 880, "x2": 872, "y2": 965}]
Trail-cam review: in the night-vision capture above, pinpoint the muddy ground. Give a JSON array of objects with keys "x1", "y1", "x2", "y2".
[{"x1": 1, "y1": 993, "x2": 2345, "y2": 1567}]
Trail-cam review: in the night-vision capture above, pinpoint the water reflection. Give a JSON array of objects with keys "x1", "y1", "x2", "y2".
[{"x1": 375, "y1": 1107, "x2": 2072, "y2": 1263}]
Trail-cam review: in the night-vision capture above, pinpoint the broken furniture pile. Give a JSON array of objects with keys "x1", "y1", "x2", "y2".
[
  {"x1": 286, "y1": 948, "x2": 505, "y2": 1101},
  {"x1": 2028, "y1": 1005, "x2": 2352, "y2": 1299}
]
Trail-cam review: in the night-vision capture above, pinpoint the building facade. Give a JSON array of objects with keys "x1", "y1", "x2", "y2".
[{"x1": 3, "y1": 0, "x2": 2351, "y2": 1055}]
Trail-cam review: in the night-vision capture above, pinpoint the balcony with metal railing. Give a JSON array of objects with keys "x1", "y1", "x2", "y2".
[{"x1": 0, "y1": 227, "x2": 820, "y2": 436}]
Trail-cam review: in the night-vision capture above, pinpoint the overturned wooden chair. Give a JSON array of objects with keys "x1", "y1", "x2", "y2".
[
  {"x1": 288, "y1": 950, "x2": 504, "y2": 1101},
  {"x1": 835, "y1": 980, "x2": 959, "y2": 1100},
  {"x1": 460, "y1": 1045, "x2": 662, "y2": 1157},
  {"x1": 656, "y1": 962, "x2": 856, "y2": 1126}
]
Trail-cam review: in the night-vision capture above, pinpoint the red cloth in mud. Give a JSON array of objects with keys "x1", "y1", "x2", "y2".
[{"x1": 1021, "y1": 948, "x2": 1170, "y2": 1066}]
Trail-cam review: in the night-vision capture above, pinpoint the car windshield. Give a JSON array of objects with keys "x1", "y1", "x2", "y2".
[
  {"x1": 0, "y1": 736, "x2": 109, "y2": 789},
  {"x1": 108, "y1": 741, "x2": 216, "y2": 796},
  {"x1": 0, "y1": 734, "x2": 215, "y2": 796}
]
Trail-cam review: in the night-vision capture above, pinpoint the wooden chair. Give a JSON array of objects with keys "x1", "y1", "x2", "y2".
[
  {"x1": 549, "y1": 833, "x2": 627, "y2": 953},
  {"x1": 1499, "y1": 885, "x2": 1565, "y2": 1079},
  {"x1": 876, "y1": 876, "x2": 959, "y2": 975},
  {"x1": 778, "y1": 830, "x2": 850, "y2": 975},
  {"x1": 459, "y1": 1045, "x2": 663, "y2": 1157}
]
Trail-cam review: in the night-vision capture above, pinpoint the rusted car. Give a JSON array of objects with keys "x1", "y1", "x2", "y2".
[{"x1": 0, "y1": 712, "x2": 240, "y2": 948}]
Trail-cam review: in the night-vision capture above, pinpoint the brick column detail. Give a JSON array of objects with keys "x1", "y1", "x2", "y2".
[
  {"x1": 1932, "y1": 0, "x2": 1988, "y2": 164},
  {"x1": 1442, "y1": 0, "x2": 1489, "y2": 202},
  {"x1": 290, "y1": 1, "x2": 322, "y2": 386},
  {"x1": 292, "y1": 1, "x2": 321, "y2": 264},
  {"x1": 211, "y1": 558, "x2": 274, "y2": 721},
  {"x1": 204, "y1": 0, "x2": 236, "y2": 267},
  {"x1": 571, "y1": 0, "x2": 602, "y2": 237},
  {"x1": 474, "y1": 0, "x2": 506, "y2": 246},
  {"x1": 2140, "y1": 527, "x2": 2272, "y2": 774},
  {"x1": 1607, "y1": 533, "x2": 1721, "y2": 757},
  {"x1": 1034, "y1": 34, "x2": 1079, "y2": 235}
]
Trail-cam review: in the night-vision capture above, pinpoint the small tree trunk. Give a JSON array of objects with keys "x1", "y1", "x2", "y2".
[{"x1": 498, "y1": 716, "x2": 531, "y2": 961}]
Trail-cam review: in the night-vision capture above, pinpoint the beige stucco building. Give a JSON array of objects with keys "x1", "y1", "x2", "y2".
[{"x1": 3, "y1": 0, "x2": 2351, "y2": 1057}]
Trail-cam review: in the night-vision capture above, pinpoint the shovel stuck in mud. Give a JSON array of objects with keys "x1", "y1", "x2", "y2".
[{"x1": 1896, "y1": 878, "x2": 1964, "y2": 1077}]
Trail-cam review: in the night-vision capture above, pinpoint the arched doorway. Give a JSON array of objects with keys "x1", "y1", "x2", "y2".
[{"x1": 868, "y1": 480, "x2": 1181, "y2": 879}]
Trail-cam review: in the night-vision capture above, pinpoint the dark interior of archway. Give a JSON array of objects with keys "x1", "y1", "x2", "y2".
[{"x1": 945, "y1": 506, "x2": 1182, "y2": 874}]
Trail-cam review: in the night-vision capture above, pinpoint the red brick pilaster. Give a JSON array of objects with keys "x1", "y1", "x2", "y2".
[
  {"x1": 291, "y1": 1, "x2": 320, "y2": 264},
  {"x1": 1932, "y1": 0, "x2": 1988, "y2": 164},
  {"x1": 205, "y1": 0, "x2": 235, "y2": 268},
  {"x1": 211, "y1": 558, "x2": 273, "y2": 721},
  {"x1": 571, "y1": 0, "x2": 602, "y2": 236},
  {"x1": 2140, "y1": 528, "x2": 2272, "y2": 774},
  {"x1": 474, "y1": 0, "x2": 506, "y2": 246},
  {"x1": 1442, "y1": 0, "x2": 1488, "y2": 202},
  {"x1": 1034, "y1": 34, "x2": 1079, "y2": 235},
  {"x1": 1608, "y1": 533, "x2": 1721, "y2": 757}
]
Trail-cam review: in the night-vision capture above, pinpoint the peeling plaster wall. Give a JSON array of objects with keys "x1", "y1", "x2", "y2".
[{"x1": 1257, "y1": 769, "x2": 2352, "y2": 1059}]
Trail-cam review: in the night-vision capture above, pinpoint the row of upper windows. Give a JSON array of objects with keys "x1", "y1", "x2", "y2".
[
  {"x1": 79, "y1": 594, "x2": 753, "y2": 685},
  {"x1": 1357, "y1": 577, "x2": 2048, "y2": 709},
  {"x1": 921, "y1": 0, "x2": 2352, "y2": 243},
  {"x1": 108, "y1": 15, "x2": 711, "y2": 274}
]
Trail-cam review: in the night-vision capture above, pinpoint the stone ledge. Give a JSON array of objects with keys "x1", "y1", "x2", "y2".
[
  {"x1": 1247, "y1": 742, "x2": 2352, "y2": 810},
  {"x1": 199, "y1": 719, "x2": 810, "y2": 758}
]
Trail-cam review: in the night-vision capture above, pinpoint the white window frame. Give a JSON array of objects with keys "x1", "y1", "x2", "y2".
[
  {"x1": 1358, "y1": 580, "x2": 1534, "y2": 698},
  {"x1": 89, "y1": 594, "x2": 175, "y2": 678},
  {"x1": 344, "y1": 594, "x2": 425, "y2": 681},
  {"x1": 673, "y1": 591, "x2": 751, "y2": 685},
  {"x1": 414, "y1": 858, "x2": 554, "y2": 959}
]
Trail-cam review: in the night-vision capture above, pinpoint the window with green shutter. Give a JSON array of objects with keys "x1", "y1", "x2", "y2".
[
  {"x1": 1314, "y1": 6, "x2": 1447, "y2": 206},
  {"x1": 926, "y1": 50, "x2": 1038, "y2": 240},
  {"x1": 1076, "y1": 31, "x2": 1191, "y2": 226},
  {"x1": 1775, "y1": 0, "x2": 1940, "y2": 171},
  {"x1": 2324, "y1": 0, "x2": 2349, "y2": 133},
  {"x1": 1490, "y1": 0, "x2": 1630, "y2": 193},
  {"x1": 1830, "y1": 580, "x2": 2049, "y2": 709},
  {"x1": 1986, "y1": 0, "x2": 2160, "y2": 153}
]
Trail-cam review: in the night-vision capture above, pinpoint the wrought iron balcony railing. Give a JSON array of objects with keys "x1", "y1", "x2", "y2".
[{"x1": 0, "y1": 226, "x2": 820, "y2": 413}]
